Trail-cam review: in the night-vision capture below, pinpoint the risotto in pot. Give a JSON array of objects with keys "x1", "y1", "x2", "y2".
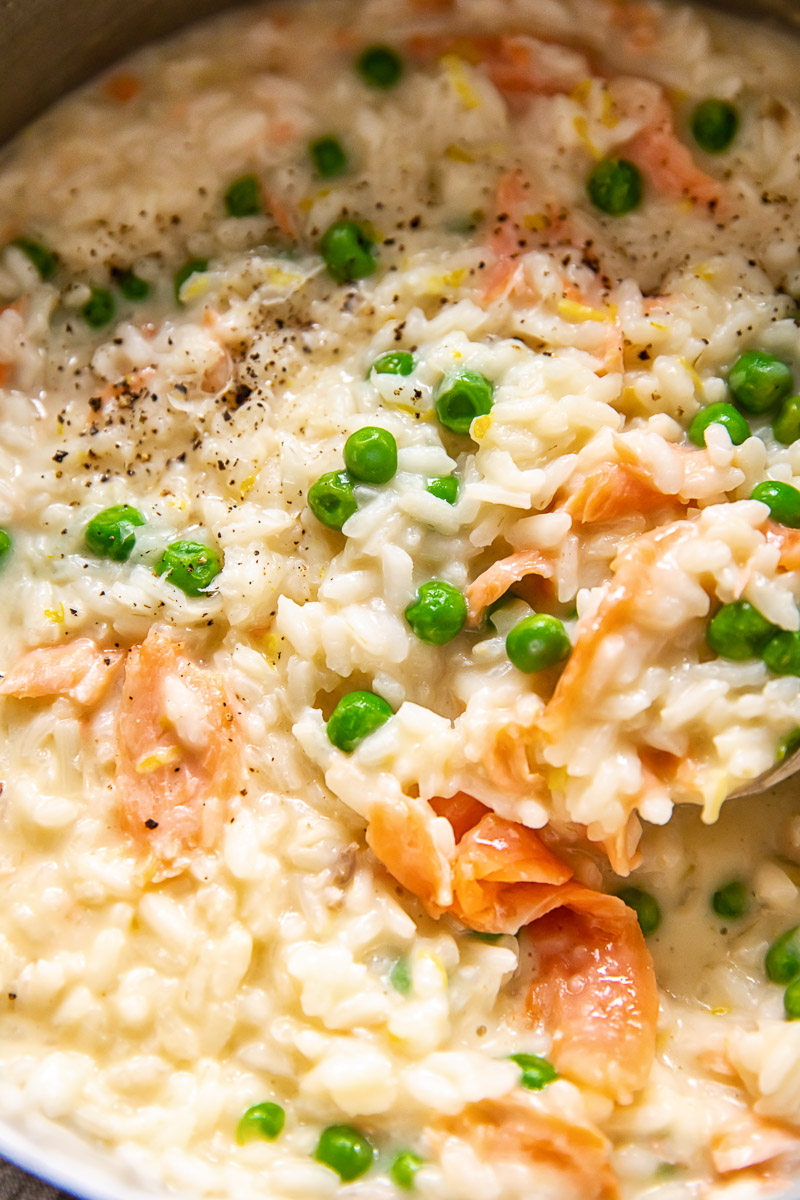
[{"x1": 1, "y1": 0, "x2": 800, "y2": 1195}]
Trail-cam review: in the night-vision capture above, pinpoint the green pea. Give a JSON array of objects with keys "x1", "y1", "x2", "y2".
[
  {"x1": 327, "y1": 690, "x2": 393, "y2": 753},
  {"x1": 0, "y1": 529, "x2": 12, "y2": 566},
  {"x1": 618, "y1": 886, "x2": 661, "y2": 936},
  {"x1": 389, "y1": 956, "x2": 411, "y2": 995},
  {"x1": 356, "y1": 44, "x2": 404, "y2": 89},
  {"x1": 308, "y1": 469, "x2": 357, "y2": 530},
  {"x1": 434, "y1": 368, "x2": 493, "y2": 435},
  {"x1": 85, "y1": 504, "x2": 145, "y2": 562},
  {"x1": 154, "y1": 539, "x2": 222, "y2": 596},
  {"x1": 111, "y1": 267, "x2": 150, "y2": 301},
  {"x1": 310, "y1": 136, "x2": 348, "y2": 178},
  {"x1": 777, "y1": 728, "x2": 800, "y2": 763},
  {"x1": 690, "y1": 98, "x2": 739, "y2": 154},
  {"x1": 314, "y1": 1125, "x2": 375, "y2": 1181},
  {"x1": 765, "y1": 926, "x2": 800, "y2": 984},
  {"x1": 426, "y1": 476, "x2": 459, "y2": 504},
  {"x1": 506, "y1": 613, "x2": 570, "y2": 673},
  {"x1": 344, "y1": 426, "x2": 398, "y2": 484},
  {"x1": 224, "y1": 174, "x2": 262, "y2": 218},
  {"x1": 390, "y1": 1151, "x2": 424, "y2": 1190},
  {"x1": 586, "y1": 157, "x2": 643, "y2": 216},
  {"x1": 236, "y1": 1101, "x2": 285, "y2": 1144},
  {"x1": 773, "y1": 396, "x2": 800, "y2": 445},
  {"x1": 174, "y1": 257, "x2": 208, "y2": 302},
  {"x1": 405, "y1": 580, "x2": 468, "y2": 645},
  {"x1": 763, "y1": 630, "x2": 800, "y2": 676},
  {"x1": 320, "y1": 219, "x2": 376, "y2": 284},
  {"x1": 785, "y1": 977, "x2": 800, "y2": 1019},
  {"x1": 706, "y1": 600, "x2": 776, "y2": 660},
  {"x1": 729, "y1": 350, "x2": 793, "y2": 414},
  {"x1": 751, "y1": 480, "x2": 800, "y2": 528},
  {"x1": 509, "y1": 1052, "x2": 558, "y2": 1091},
  {"x1": 372, "y1": 351, "x2": 414, "y2": 376},
  {"x1": 11, "y1": 236, "x2": 58, "y2": 280},
  {"x1": 81, "y1": 286, "x2": 115, "y2": 329},
  {"x1": 687, "y1": 402, "x2": 750, "y2": 447},
  {"x1": 711, "y1": 880, "x2": 749, "y2": 920}
]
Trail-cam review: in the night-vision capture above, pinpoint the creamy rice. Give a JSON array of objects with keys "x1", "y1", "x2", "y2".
[{"x1": 0, "y1": 0, "x2": 799, "y2": 1196}]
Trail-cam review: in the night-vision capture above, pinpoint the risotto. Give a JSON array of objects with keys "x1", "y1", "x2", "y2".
[{"x1": 0, "y1": 0, "x2": 800, "y2": 1195}]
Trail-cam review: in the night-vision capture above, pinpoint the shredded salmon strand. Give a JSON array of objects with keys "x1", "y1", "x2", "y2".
[
  {"x1": 408, "y1": 33, "x2": 589, "y2": 100},
  {"x1": 521, "y1": 885, "x2": 658, "y2": 1100},
  {"x1": 367, "y1": 794, "x2": 657, "y2": 1100},
  {"x1": 0, "y1": 639, "x2": 123, "y2": 706},
  {"x1": 563, "y1": 460, "x2": 680, "y2": 524},
  {"x1": 431, "y1": 1097, "x2": 619, "y2": 1200},
  {"x1": 481, "y1": 716, "x2": 549, "y2": 795},
  {"x1": 97, "y1": 367, "x2": 157, "y2": 416},
  {"x1": 711, "y1": 1117, "x2": 799, "y2": 1174},
  {"x1": 766, "y1": 521, "x2": 800, "y2": 570},
  {"x1": 466, "y1": 548, "x2": 554, "y2": 624},
  {"x1": 541, "y1": 518, "x2": 699, "y2": 740},
  {"x1": 613, "y1": 78, "x2": 721, "y2": 208},
  {"x1": 116, "y1": 627, "x2": 243, "y2": 876},
  {"x1": 609, "y1": 1, "x2": 658, "y2": 50},
  {"x1": 265, "y1": 190, "x2": 297, "y2": 240},
  {"x1": 103, "y1": 73, "x2": 141, "y2": 103}
]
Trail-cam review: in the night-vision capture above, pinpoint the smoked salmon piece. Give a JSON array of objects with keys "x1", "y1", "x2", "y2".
[
  {"x1": 0, "y1": 639, "x2": 123, "y2": 706},
  {"x1": 541, "y1": 519, "x2": 697, "y2": 740},
  {"x1": 429, "y1": 790, "x2": 489, "y2": 841},
  {"x1": 116, "y1": 627, "x2": 243, "y2": 875},
  {"x1": 564, "y1": 460, "x2": 679, "y2": 524},
  {"x1": 452, "y1": 812, "x2": 572, "y2": 930},
  {"x1": 367, "y1": 795, "x2": 657, "y2": 1101},
  {"x1": 466, "y1": 548, "x2": 553, "y2": 624},
  {"x1": 521, "y1": 885, "x2": 658, "y2": 1101},
  {"x1": 618, "y1": 83, "x2": 721, "y2": 208},
  {"x1": 433, "y1": 1098, "x2": 619, "y2": 1200},
  {"x1": 367, "y1": 799, "x2": 454, "y2": 916}
]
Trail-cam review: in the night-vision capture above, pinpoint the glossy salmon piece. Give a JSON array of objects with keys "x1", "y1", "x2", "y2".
[
  {"x1": 0, "y1": 639, "x2": 123, "y2": 706},
  {"x1": 521, "y1": 884, "x2": 658, "y2": 1101},
  {"x1": 466, "y1": 548, "x2": 554, "y2": 624},
  {"x1": 429, "y1": 791, "x2": 489, "y2": 841},
  {"x1": 433, "y1": 1098, "x2": 619, "y2": 1200},
  {"x1": 367, "y1": 794, "x2": 657, "y2": 1101},
  {"x1": 116, "y1": 627, "x2": 243, "y2": 876},
  {"x1": 367, "y1": 799, "x2": 454, "y2": 916},
  {"x1": 564, "y1": 461, "x2": 679, "y2": 524},
  {"x1": 452, "y1": 812, "x2": 572, "y2": 930}
]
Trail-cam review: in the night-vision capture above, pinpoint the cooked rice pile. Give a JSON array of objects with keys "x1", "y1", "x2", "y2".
[{"x1": 0, "y1": 1, "x2": 799, "y2": 1197}]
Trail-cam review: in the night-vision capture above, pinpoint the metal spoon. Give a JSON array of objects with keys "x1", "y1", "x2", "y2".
[{"x1": 728, "y1": 746, "x2": 800, "y2": 799}]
